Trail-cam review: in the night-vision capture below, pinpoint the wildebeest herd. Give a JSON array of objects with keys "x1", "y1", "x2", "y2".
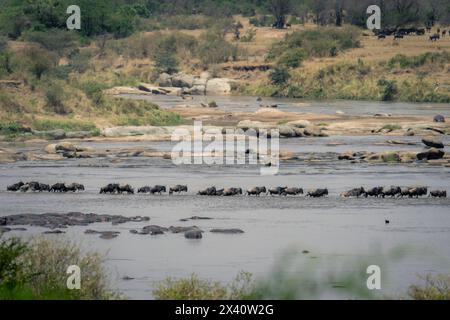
[
  {"x1": 6, "y1": 181, "x2": 84, "y2": 193},
  {"x1": 374, "y1": 26, "x2": 448, "y2": 41},
  {"x1": 5, "y1": 182, "x2": 446, "y2": 198}
]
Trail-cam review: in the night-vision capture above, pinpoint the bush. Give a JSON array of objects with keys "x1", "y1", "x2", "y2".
[
  {"x1": 388, "y1": 52, "x2": 450, "y2": 69},
  {"x1": 377, "y1": 78, "x2": 397, "y2": 101},
  {"x1": 408, "y1": 275, "x2": 450, "y2": 300},
  {"x1": 21, "y1": 29, "x2": 79, "y2": 56},
  {"x1": 249, "y1": 15, "x2": 274, "y2": 27},
  {"x1": 268, "y1": 26, "x2": 361, "y2": 61},
  {"x1": 240, "y1": 28, "x2": 257, "y2": 42},
  {"x1": 153, "y1": 35, "x2": 179, "y2": 74},
  {"x1": 277, "y1": 48, "x2": 307, "y2": 69},
  {"x1": 154, "y1": 272, "x2": 253, "y2": 300},
  {"x1": 15, "y1": 46, "x2": 57, "y2": 79},
  {"x1": 45, "y1": 84, "x2": 68, "y2": 115},
  {"x1": 270, "y1": 67, "x2": 290, "y2": 85},
  {"x1": 197, "y1": 29, "x2": 239, "y2": 67},
  {"x1": 0, "y1": 237, "x2": 117, "y2": 300}
]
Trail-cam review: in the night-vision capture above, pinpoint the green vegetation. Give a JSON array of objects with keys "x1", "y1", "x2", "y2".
[
  {"x1": 32, "y1": 119, "x2": 98, "y2": 132},
  {"x1": 270, "y1": 67, "x2": 291, "y2": 86},
  {"x1": 408, "y1": 275, "x2": 450, "y2": 300},
  {"x1": 0, "y1": 237, "x2": 117, "y2": 300},
  {"x1": 154, "y1": 272, "x2": 253, "y2": 300},
  {"x1": 388, "y1": 52, "x2": 450, "y2": 69}
]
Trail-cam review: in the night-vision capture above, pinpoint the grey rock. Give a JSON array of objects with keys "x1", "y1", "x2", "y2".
[{"x1": 210, "y1": 228, "x2": 244, "y2": 234}]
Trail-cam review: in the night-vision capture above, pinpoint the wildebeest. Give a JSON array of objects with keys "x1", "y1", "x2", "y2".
[
  {"x1": 282, "y1": 187, "x2": 304, "y2": 196},
  {"x1": 169, "y1": 185, "x2": 188, "y2": 195},
  {"x1": 341, "y1": 187, "x2": 365, "y2": 198},
  {"x1": 430, "y1": 33, "x2": 440, "y2": 41},
  {"x1": 7, "y1": 181, "x2": 24, "y2": 191},
  {"x1": 433, "y1": 114, "x2": 445, "y2": 123},
  {"x1": 429, "y1": 190, "x2": 447, "y2": 198},
  {"x1": 285, "y1": 23, "x2": 291, "y2": 28},
  {"x1": 416, "y1": 28, "x2": 425, "y2": 35},
  {"x1": 406, "y1": 187, "x2": 427, "y2": 198},
  {"x1": 198, "y1": 186, "x2": 217, "y2": 196},
  {"x1": 307, "y1": 189, "x2": 328, "y2": 198},
  {"x1": 268, "y1": 186, "x2": 287, "y2": 196},
  {"x1": 377, "y1": 34, "x2": 386, "y2": 40},
  {"x1": 118, "y1": 184, "x2": 134, "y2": 194},
  {"x1": 50, "y1": 183, "x2": 67, "y2": 193},
  {"x1": 138, "y1": 186, "x2": 151, "y2": 193},
  {"x1": 382, "y1": 186, "x2": 401, "y2": 197},
  {"x1": 394, "y1": 33, "x2": 404, "y2": 40},
  {"x1": 426, "y1": 26, "x2": 432, "y2": 33},
  {"x1": 223, "y1": 188, "x2": 242, "y2": 196},
  {"x1": 366, "y1": 186, "x2": 384, "y2": 197},
  {"x1": 100, "y1": 183, "x2": 120, "y2": 194},
  {"x1": 150, "y1": 185, "x2": 166, "y2": 194},
  {"x1": 442, "y1": 30, "x2": 447, "y2": 37},
  {"x1": 66, "y1": 183, "x2": 84, "y2": 192},
  {"x1": 247, "y1": 186, "x2": 267, "y2": 196}
]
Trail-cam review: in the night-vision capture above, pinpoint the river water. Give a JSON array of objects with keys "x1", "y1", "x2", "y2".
[{"x1": 0, "y1": 98, "x2": 449, "y2": 299}]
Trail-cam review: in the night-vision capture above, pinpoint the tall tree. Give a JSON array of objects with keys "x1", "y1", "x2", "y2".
[{"x1": 269, "y1": 0, "x2": 292, "y2": 29}]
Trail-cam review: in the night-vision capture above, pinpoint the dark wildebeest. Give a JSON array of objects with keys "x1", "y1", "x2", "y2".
[
  {"x1": 442, "y1": 30, "x2": 447, "y2": 37},
  {"x1": 307, "y1": 189, "x2": 328, "y2": 198},
  {"x1": 66, "y1": 183, "x2": 84, "y2": 192},
  {"x1": 169, "y1": 185, "x2": 188, "y2": 195},
  {"x1": 341, "y1": 187, "x2": 365, "y2": 198},
  {"x1": 247, "y1": 186, "x2": 267, "y2": 196},
  {"x1": 366, "y1": 186, "x2": 384, "y2": 197},
  {"x1": 429, "y1": 190, "x2": 447, "y2": 198},
  {"x1": 118, "y1": 184, "x2": 134, "y2": 194},
  {"x1": 100, "y1": 183, "x2": 120, "y2": 194},
  {"x1": 38, "y1": 183, "x2": 51, "y2": 192},
  {"x1": 223, "y1": 188, "x2": 242, "y2": 196},
  {"x1": 430, "y1": 34, "x2": 440, "y2": 41},
  {"x1": 416, "y1": 28, "x2": 425, "y2": 36},
  {"x1": 407, "y1": 187, "x2": 427, "y2": 198},
  {"x1": 50, "y1": 183, "x2": 67, "y2": 193},
  {"x1": 285, "y1": 23, "x2": 292, "y2": 28},
  {"x1": 282, "y1": 187, "x2": 304, "y2": 196},
  {"x1": 138, "y1": 186, "x2": 151, "y2": 193},
  {"x1": 7, "y1": 181, "x2": 24, "y2": 191},
  {"x1": 215, "y1": 188, "x2": 225, "y2": 196},
  {"x1": 394, "y1": 33, "x2": 404, "y2": 40},
  {"x1": 198, "y1": 186, "x2": 217, "y2": 196},
  {"x1": 433, "y1": 114, "x2": 445, "y2": 123},
  {"x1": 426, "y1": 26, "x2": 431, "y2": 33},
  {"x1": 268, "y1": 186, "x2": 287, "y2": 196},
  {"x1": 377, "y1": 34, "x2": 386, "y2": 40},
  {"x1": 150, "y1": 185, "x2": 166, "y2": 194},
  {"x1": 382, "y1": 186, "x2": 401, "y2": 197}
]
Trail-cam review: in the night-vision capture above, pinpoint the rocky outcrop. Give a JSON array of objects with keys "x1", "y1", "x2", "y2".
[
  {"x1": 417, "y1": 148, "x2": 445, "y2": 160},
  {"x1": 422, "y1": 137, "x2": 444, "y2": 149},
  {"x1": 205, "y1": 78, "x2": 232, "y2": 95}
]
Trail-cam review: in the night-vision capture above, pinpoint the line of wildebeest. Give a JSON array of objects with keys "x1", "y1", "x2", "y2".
[
  {"x1": 374, "y1": 26, "x2": 448, "y2": 41},
  {"x1": 5, "y1": 181, "x2": 447, "y2": 198}
]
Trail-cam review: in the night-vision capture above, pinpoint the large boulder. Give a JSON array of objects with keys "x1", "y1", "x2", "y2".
[
  {"x1": 172, "y1": 74, "x2": 195, "y2": 88},
  {"x1": 286, "y1": 120, "x2": 311, "y2": 128},
  {"x1": 157, "y1": 73, "x2": 172, "y2": 87},
  {"x1": 237, "y1": 120, "x2": 272, "y2": 131},
  {"x1": 422, "y1": 137, "x2": 444, "y2": 149},
  {"x1": 417, "y1": 148, "x2": 445, "y2": 160},
  {"x1": 277, "y1": 125, "x2": 296, "y2": 138},
  {"x1": 46, "y1": 129, "x2": 66, "y2": 140},
  {"x1": 205, "y1": 78, "x2": 232, "y2": 95},
  {"x1": 55, "y1": 142, "x2": 77, "y2": 152}
]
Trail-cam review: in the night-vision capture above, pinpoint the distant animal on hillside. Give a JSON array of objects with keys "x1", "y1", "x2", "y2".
[
  {"x1": 430, "y1": 33, "x2": 440, "y2": 41},
  {"x1": 377, "y1": 34, "x2": 386, "y2": 40}
]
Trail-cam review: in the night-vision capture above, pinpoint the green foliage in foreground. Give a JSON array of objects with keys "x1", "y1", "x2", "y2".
[
  {"x1": 154, "y1": 247, "x2": 450, "y2": 300},
  {"x1": 0, "y1": 237, "x2": 117, "y2": 300}
]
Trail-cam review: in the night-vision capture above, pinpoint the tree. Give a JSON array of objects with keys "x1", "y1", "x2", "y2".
[
  {"x1": 269, "y1": 0, "x2": 292, "y2": 29},
  {"x1": 334, "y1": 0, "x2": 344, "y2": 26}
]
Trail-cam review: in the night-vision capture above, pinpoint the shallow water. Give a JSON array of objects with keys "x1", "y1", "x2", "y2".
[
  {"x1": 122, "y1": 94, "x2": 450, "y2": 117},
  {"x1": 1, "y1": 151, "x2": 449, "y2": 299}
]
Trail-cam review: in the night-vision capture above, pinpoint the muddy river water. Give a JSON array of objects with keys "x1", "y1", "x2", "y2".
[{"x1": 1, "y1": 98, "x2": 449, "y2": 299}]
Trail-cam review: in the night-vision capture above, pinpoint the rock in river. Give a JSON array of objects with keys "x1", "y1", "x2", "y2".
[
  {"x1": 422, "y1": 137, "x2": 444, "y2": 149},
  {"x1": 210, "y1": 228, "x2": 244, "y2": 234}
]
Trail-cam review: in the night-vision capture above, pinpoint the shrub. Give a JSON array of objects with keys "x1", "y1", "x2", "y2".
[
  {"x1": 153, "y1": 35, "x2": 179, "y2": 74},
  {"x1": 154, "y1": 272, "x2": 253, "y2": 300},
  {"x1": 249, "y1": 15, "x2": 274, "y2": 27},
  {"x1": 0, "y1": 237, "x2": 117, "y2": 300},
  {"x1": 408, "y1": 275, "x2": 450, "y2": 300},
  {"x1": 0, "y1": 121, "x2": 26, "y2": 135},
  {"x1": 197, "y1": 29, "x2": 239, "y2": 67},
  {"x1": 15, "y1": 46, "x2": 57, "y2": 79},
  {"x1": 240, "y1": 28, "x2": 256, "y2": 42},
  {"x1": 268, "y1": 26, "x2": 361, "y2": 61},
  {"x1": 277, "y1": 48, "x2": 307, "y2": 69},
  {"x1": 377, "y1": 78, "x2": 397, "y2": 101},
  {"x1": 45, "y1": 84, "x2": 68, "y2": 115},
  {"x1": 388, "y1": 52, "x2": 450, "y2": 69},
  {"x1": 270, "y1": 67, "x2": 290, "y2": 85},
  {"x1": 21, "y1": 29, "x2": 79, "y2": 56}
]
